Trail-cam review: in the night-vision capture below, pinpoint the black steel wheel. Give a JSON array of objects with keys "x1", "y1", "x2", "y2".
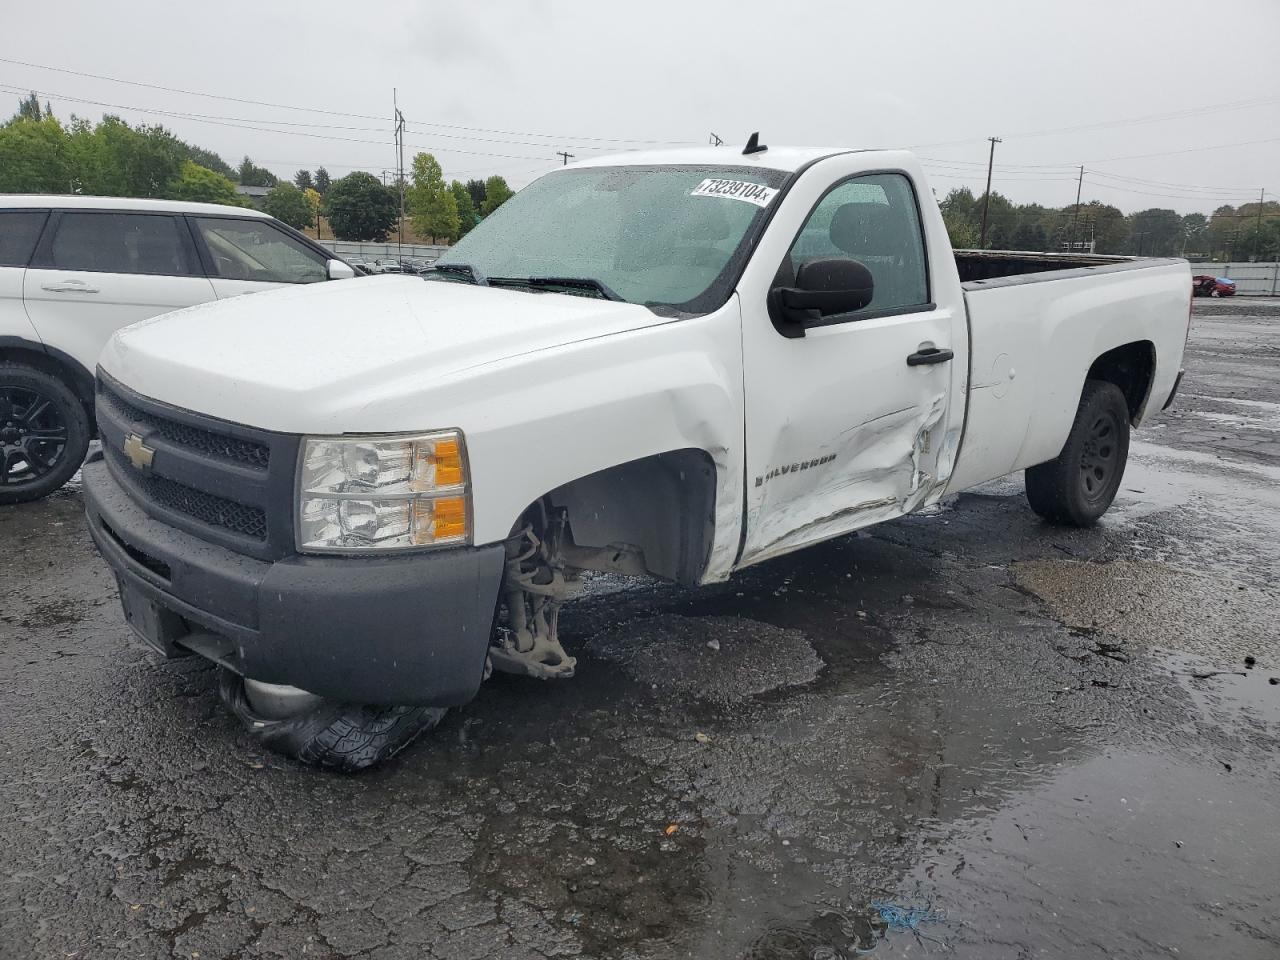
[
  {"x1": 1025, "y1": 379, "x2": 1130, "y2": 527},
  {"x1": 0, "y1": 363, "x2": 91, "y2": 505}
]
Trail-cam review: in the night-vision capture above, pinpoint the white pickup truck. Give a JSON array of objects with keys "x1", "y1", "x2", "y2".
[{"x1": 82, "y1": 141, "x2": 1190, "y2": 770}]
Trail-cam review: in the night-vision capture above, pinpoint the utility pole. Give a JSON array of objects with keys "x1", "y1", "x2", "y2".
[
  {"x1": 1253, "y1": 187, "x2": 1266, "y2": 262},
  {"x1": 978, "y1": 136, "x2": 1002, "y2": 248},
  {"x1": 709, "y1": 132, "x2": 724, "y2": 146},
  {"x1": 1070, "y1": 165, "x2": 1084, "y2": 252},
  {"x1": 394, "y1": 89, "x2": 406, "y2": 256},
  {"x1": 555, "y1": 150, "x2": 575, "y2": 166}
]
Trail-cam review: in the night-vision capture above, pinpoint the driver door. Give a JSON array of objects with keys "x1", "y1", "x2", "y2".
[{"x1": 738, "y1": 169, "x2": 963, "y2": 566}]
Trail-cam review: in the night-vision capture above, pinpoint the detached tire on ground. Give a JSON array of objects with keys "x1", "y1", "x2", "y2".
[
  {"x1": 218, "y1": 668, "x2": 447, "y2": 772},
  {"x1": 1025, "y1": 379, "x2": 1130, "y2": 527},
  {"x1": 0, "y1": 362, "x2": 91, "y2": 505}
]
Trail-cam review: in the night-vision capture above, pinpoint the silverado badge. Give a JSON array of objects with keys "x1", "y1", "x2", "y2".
[{"x1": 123, "y1": 433, "x2": 155, "y2": 471}]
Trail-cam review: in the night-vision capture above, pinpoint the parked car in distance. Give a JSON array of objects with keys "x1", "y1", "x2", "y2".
[
  {"x1": 0, "y1": 195, "x2": 357, "y2": 504},
  {"x1": 83, "y1": 143, "x2": 1192, "y2": 770},
  {"x1": 1192, "y1": 274, "x2": 1235, "y2": 297}
]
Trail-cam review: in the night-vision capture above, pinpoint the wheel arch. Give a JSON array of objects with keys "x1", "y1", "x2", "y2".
[
  {"x1": 0, "y1": 336, "x2": 96, "y2": 427},
  {"x1": 515, "y1": 448, "x2": 719, "y2": 587},
  {"x1": 1085, "y1": 340, "x2": 1156, "y2": 425}
]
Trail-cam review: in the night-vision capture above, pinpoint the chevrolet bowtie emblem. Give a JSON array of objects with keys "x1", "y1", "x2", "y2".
[{"x1": 123, "y1": 433, "x2": 155, "y2": 471}]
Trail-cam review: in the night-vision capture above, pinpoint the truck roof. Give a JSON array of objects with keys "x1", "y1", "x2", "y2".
[
  {"x1": 570, "y1": 145, "x2": 858, "y2": 173},
  {"x1": 0, "y1": 194, "x2": 271, "y2": 217}
]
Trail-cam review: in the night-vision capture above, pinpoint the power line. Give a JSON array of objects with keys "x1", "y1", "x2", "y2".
[{"x1": 0, "y1": 56, "x2": 696, "y2": 147}]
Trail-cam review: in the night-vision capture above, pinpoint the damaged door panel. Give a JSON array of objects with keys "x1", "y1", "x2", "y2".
[{"x1": 737, "y1": 169, "x2": 964, "y2": 566}]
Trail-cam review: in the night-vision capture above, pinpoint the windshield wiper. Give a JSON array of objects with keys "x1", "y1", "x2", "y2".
[
  {"x1": 425, "y1": 263, "x2": 487, "y2": 284},
  {"x1": 486, "y1": 276, "x2": 624, "y2": 302}
]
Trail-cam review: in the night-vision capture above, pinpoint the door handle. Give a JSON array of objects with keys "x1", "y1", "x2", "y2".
[
  {"x1": 906, "y1": 347, "x2": 954, "y2": 366},
  {"x1": 41, "y1": 279, "x2": 100, "y2": 294}
]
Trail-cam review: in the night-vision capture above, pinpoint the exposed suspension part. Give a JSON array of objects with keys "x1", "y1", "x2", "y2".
[{"x1": 489, "y1": 504, "x2": 580, "y2": 680}]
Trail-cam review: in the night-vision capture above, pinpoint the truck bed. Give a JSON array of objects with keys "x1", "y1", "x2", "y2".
[
  {"x1": 955, "y1": 249, "x2": 1145, "y2": 285},
  {"x1": 946, "y1": 256, "x2": 1190, "y2": 493}
]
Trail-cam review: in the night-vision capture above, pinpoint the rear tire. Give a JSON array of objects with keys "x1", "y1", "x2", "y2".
[
  {"x1": 218, "y1": 668, "x2": 447, "y2": 772},
  {"x1": 1025, "y1": 379, "x2": 1130, "y2": 527},
  {"x1": 0, "y1": 363, "x2": 90, "y2": 505}
]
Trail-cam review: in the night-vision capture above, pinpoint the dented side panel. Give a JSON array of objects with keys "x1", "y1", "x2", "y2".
[{"x1": 733, "y1": 152, "x2": 970, "y2": 568}]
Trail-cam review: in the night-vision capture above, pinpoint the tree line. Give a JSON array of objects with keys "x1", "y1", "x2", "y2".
[
  {"x1": 940, "y1": 186, "x2": 1280, "y2": 261},
  {"x1": 0, "y1": 93, "x2": 514, "y2": 244}
]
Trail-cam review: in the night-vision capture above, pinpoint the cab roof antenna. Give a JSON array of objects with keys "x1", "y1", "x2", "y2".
[{"x1": 742, "y1": 132, "x2": 768, "y2": 155}]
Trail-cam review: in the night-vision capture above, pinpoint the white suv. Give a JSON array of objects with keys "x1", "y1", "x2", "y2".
[{"x1": 0, "y1": 196, "x2": 355, "y2": 503}]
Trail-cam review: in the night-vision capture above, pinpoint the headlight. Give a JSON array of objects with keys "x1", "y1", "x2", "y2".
[{"x1": 296, "y1": 431, "x2": 470, "y2": 552}]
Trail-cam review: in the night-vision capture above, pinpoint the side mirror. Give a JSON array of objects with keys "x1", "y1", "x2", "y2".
[
  {"x1": 769, "y1": 257, "x2": 874, "y2": 338},
  {"x1": 327, "y1": 259, "x2": 356, "y2": 280}
]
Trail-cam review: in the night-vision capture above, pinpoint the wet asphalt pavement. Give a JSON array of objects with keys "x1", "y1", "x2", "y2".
[{"x1": 2, "y1": 299, "x2": 1278, "y2": 960}]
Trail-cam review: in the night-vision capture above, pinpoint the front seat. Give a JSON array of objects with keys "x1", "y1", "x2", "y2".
[{"x1": 828, "y1": 201, "x2": 918, "y2": 308}]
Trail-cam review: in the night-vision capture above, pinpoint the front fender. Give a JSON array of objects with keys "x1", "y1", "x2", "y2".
[{"x1": 429, "y1": 298, "x2": 745, "y2": 582}]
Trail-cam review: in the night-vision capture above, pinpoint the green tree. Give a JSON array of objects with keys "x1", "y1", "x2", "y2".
[
  {"x1": 939, "y1": 187, "x2": 979, "y2": 248},
  {"x1": 314, "y1": 167, "x2": 331, "y2": 195},
  {"x1": 480, "y1": 175, "x2": 513, "y2": 215},
  {"x1": 167, "y1": 160, "x2": 244, "y2": 205},
  {"x1": 1127, "y1": 208, "x2": 1183, "y2": 257},
  {"x1": 294, "y1": 169, "x2": 314, "y2": 191},
  {"x1": 263, "y1": 181, "x2": 314, "y2": 229},
  {"x1": 237, "y1": 156, "x2": 277, "y2": 187},
  {"x1": 406, "y1": 152, "x2": 459, "y2": 241},
  {"x1": 322, "y1": 171, "x2": 398, "y2": 241},
  {"x1": 465, "y1": 178, "x2": 486, "y2": 210},
  {"x1": 67, "y1": 116, "x2": 186, "y2": 197},
  {"x1": 181, "y1": 144, "x2": 234, "y2": 179},
  {"x1": 451, "y1": 180, "x2": 477, "y2": 239},
  {"x1": 0, "y1": 115, "x2": 71, "y2": 193},
  {"x1": 1181, "y1": 213, "x2": 1209, "y2": 257},
  {"x1": 15, "y1": 92, "x2": 52, "y2": 122}
]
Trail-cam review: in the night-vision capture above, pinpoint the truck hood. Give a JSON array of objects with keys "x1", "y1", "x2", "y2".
[{"x1": 99, "y1": 276, "x2": 667, "y2": 432}]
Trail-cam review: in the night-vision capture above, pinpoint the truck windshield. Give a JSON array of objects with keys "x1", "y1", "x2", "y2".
[{"x1": 432, "y1": 165, "x2": 790, "y2": 314}]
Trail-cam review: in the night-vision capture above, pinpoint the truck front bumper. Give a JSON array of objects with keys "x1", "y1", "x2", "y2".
[{"x1": 83, "y1": 453, "x2": 504, "y2": 706}]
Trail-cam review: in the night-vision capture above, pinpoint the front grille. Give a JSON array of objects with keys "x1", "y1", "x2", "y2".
[
  {"x1": 97, "y1": 386, "x2": 270, "y2": 470},
  {"x1": 95, "y1": 372, "x2": 299, "y2": 560},
  {"x1": 105, "y1": 446, "x2": 268, "y2": 540}
]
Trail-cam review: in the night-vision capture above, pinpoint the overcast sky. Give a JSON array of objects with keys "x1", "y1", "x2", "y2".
[{"x1": 5, "y1": 0, "x2": 1278, "y2": 214}]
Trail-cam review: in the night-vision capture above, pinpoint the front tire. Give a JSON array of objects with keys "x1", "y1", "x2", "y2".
[
  {"x1": 0, "y1": 363, "x2": 90, "y2": 505},
  {"x1": 218, "y1": 669, "x2": 447, "y2": 772},
  {"x1": 1025, "y1": 379, "x2": 1130, "y2": 527}
]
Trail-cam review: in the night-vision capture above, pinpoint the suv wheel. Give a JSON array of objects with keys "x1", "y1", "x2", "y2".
[{"x1": 0, "y1": 363, "x2": 91, "y2": 505}]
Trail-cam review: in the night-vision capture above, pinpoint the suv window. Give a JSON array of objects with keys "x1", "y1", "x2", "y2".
[
  {"x1": 195, "y1": 218, "x2": 326, "y2": 283},
  {"x1": 784, "y1": 173, "x2": 928, "y2": 317},
  {"x1": 0, "y1": 211, "x2": 48, "y2": 267},
  {"x1": 48, "y1": 212, "x2": 194, "y2": 276}
]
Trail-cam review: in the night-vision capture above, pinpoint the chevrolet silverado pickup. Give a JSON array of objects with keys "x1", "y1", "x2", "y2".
[{"x1": 82, "y1": 140, "x2": 1191, "y2": 770}]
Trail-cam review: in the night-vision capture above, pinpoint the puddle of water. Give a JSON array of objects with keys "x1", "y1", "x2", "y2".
[{"x1": 873, "y1": 746, "x2": 1280, "y2": 959}]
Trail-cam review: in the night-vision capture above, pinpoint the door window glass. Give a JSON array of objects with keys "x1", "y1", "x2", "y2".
[
  {"x1": 0, "y1": 211, "x2": 48, "y2": 267},
  {"x1": 784, "y1": 173, "x2": 928, "y2": 317},
  {"x1": 49, "y1": 213, "x2": 193, "y2": 276},
  {"x1": 195, "y1": 218, "x2": 326, "y2": 283}
]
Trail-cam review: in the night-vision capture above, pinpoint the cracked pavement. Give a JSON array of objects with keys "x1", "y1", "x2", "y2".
[{"x1": 1, "y1": 299, "x2": 1278, "y2": 959}]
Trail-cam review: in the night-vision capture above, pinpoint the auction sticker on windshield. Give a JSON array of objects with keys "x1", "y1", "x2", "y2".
[{"x1": 690, "y1": 178, "x2": 779, "y2": 207}]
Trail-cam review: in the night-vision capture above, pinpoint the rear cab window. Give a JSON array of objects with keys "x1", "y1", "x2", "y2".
[
  {"x1": 44, "y1": 212, "x2": 196, "y2": 276},
  {"x1": 193, "y1": 217, "x2": 327, "y2": 283},
  {"x1": 0, "y1": 211, "x2": 50, "y2": 267}
]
